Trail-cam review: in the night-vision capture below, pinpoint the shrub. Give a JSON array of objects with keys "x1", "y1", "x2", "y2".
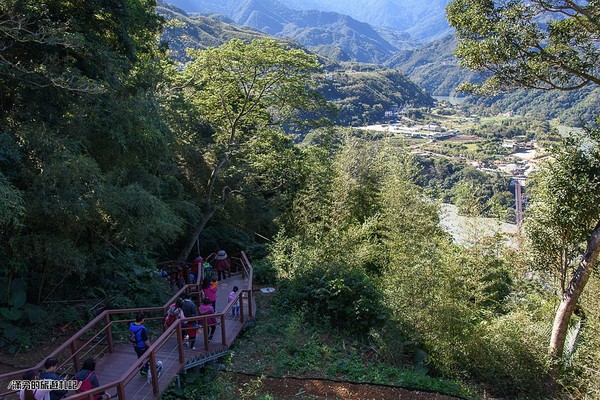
[
  {"x1": 278, "y1": 264, "x2": 388, "y2": 335},
  {"x1": 251, "y1": 259, "x2": 277, "y2": 285},
  {"x1": 463, "y1": 312, "x2": 552, "y2": 397}
]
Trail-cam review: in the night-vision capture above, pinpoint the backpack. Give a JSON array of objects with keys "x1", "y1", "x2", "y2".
[
  {"x1": 76, "y1": 372, "x2": 100, "y2": 400},
  {"x1": 129, "y1": 323, "x2": 145, "y2": 347},
  {"x1": 164, "y1": 304, "x2": 179, "y2": 328},
  {"x1": 129, "y1": 329, "x2": 137, "y2": 345}
]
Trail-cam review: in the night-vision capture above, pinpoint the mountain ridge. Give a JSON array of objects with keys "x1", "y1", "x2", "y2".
[{"x1": 165, "y1": 0, "x2": 410, "y2": 63}]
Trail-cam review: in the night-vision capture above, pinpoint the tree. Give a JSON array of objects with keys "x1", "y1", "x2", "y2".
[
  {"x1": 447, "y1": 0, "x2": 600, "y2": 362},
  {"x1": 524, "y1": 126, "x2": 600, "y2": 359},
  {"x1": 0, "y1": 0, "x2": 184, "y2": 351},
  {"x1": 447, "y1": 0, "x2": 600, "y2": 93},
  {"x1": 171, "y1": 38, "x2": 324, "y2": 261}
]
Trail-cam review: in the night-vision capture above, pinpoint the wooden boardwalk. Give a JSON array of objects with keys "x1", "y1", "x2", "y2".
[
  {"x1": 0, "y1": 253, "x2": 255, "y2": 400},
  {"x1": 95, "y1": 275, "x2": 251, "y2": 400}
]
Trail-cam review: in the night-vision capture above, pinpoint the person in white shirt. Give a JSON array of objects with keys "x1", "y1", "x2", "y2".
[{"x1": 19, "y1": 370, "x2": 51, "y2": 400}]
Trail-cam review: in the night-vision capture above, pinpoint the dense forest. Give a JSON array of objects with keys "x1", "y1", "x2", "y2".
[{"x1": 1, "y1": 1, "x2": 600, "y2": 399}]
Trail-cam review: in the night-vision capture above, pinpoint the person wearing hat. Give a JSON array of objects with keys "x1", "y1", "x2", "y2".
[{"x1": 213, "y1": 249, "x2": 230, "y2": 281}]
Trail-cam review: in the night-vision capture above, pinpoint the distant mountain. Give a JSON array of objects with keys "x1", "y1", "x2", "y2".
[
  {"x1": 275, "y1": 0, "x2": 452, "y2": 40},
  {"x1": 157, "y1": 2, "x2": 434, "y2": 128},
  {"x1": 157, "y1": 2, "x2": 265, "y2": 61},
  {"x1": 386, "y1": 35, "x2": 481, "y2": 96},
  {"x1": 165, "y1": 0, "x2": 407, "y2": 63}
]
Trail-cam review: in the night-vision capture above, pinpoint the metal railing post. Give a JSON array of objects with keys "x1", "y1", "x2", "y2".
[
  {"x1": 248, "y1": 290, "x2": 254, "y2": 318},
  {"x1": 105, "y1": 314, "x2": 114, "y2": 353},
  {"x1": 220, "y1": 314, "x2": 226, "y2": 346},
  {"x1": 117, "y1": 382, "x2": 126, "y2": 400},
  {"x1": 240, "y1": 293, "x2": 245, "y2": 323},
  {"x1": 177, "y1": 323, "x2": 185, "y2": 363},
  {"x1": 71, "y1": 341, "x2": 80, "y2": 372},
  {"x1": 149, "y1": 351, "x2": 159, "y2": 395},
  {"x1": 202, "y1": 318, "x2": 209, "y2": 350}
]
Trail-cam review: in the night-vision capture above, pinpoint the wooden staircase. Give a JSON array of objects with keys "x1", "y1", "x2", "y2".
[{"x1": 0, "y1": 252, "x2": 255, "y2": 400}]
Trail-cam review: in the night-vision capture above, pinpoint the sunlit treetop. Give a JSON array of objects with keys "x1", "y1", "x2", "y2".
[{"x1": 446, "y1": 0, "x2": 600, "y2": 94}]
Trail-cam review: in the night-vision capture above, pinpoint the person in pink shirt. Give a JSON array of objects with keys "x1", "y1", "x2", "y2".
[
  {"x1": 202, "y1": 277, "x2": 218, "y2": 311},
  {"x1": 229, "y1": 286, "x2": 240, "y2": 316},
  {"x1": 199, "y1": 297, "x2": 217, "y2": 341}
]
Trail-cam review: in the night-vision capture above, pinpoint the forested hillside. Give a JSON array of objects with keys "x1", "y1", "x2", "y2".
[
  {"x1": 385, "y1": 35, "x2": 482, "y2": 96},
  {"x1": 465, "y1": 87, "x2": 600, "y2": 127},
  {"x1": 389, "y1": 34, "x2": 600, "y2": 125},
  {"x1": 158, "y1": 5, "x2": 433, "y2": 128},
  {"x1": 157, "y1": 2, "x2": 265, "y2": 60},
  {"x1": 1, "y1": 1, "x2": 600, "y2": 399},
  {"x1": 317, "y1": 68, "x2": 434, "y2": 126}
]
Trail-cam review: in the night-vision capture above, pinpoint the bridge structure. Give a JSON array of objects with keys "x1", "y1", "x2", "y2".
[{"x1": 0, "y1": 252, "x2": 255, "y2": 400}]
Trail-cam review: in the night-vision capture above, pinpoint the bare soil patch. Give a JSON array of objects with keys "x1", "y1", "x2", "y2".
[
  {"x1": 225, "y1": 372, "x2": 461, "y2": 400},
  {"x1": 443, "y1": 135, "x2": 481, "y2": 142}
]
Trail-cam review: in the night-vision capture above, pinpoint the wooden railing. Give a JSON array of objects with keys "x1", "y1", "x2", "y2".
[{"x1": 0, "y1": 252, "x2": 254, "y2": 400}]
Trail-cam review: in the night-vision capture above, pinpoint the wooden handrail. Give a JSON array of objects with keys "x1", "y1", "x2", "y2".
[{"x1": 0, "y1": 251, "x2": 254, "y2": 400}]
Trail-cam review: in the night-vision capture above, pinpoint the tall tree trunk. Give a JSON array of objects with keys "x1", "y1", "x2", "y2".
[
  {"x1": 177, "y1": 156, "x2": 230, "y2": 262},
  {"x1": 177, "y1": 206, "x2": 217, "y2": 262},
  {"x1": 549, "y1": 220, "x2": 600, "y2": 359}
]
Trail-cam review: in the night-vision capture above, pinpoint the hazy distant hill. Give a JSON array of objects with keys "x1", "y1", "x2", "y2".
[
  {"x1": 275, "y1": 0, "x2": 452, "y2": 40},
  {"x1": 165, "y1": 0, "x2": 405, "y2": 63},
  {"x1": 386, "y1": 34, "x2": 600, "y2": 125},
  {"x1": 386, "y1": 35, "x2": 481, "y2": 96}
]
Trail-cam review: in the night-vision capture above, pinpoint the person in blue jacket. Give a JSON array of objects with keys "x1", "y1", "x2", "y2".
[{"x1": 129, "y1": 312, "x2": 151, "y2": 376}]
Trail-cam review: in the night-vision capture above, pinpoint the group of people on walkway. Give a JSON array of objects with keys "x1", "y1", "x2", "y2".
[
  {"x1": 129, "y1": 274, "x2": 241, "y2": 377},
  {"x1": 159, "y1": 278, "x2": 240, "y2": 349},
  {"x1": 16, "y1": 249, "x2": 239, "y2": 400},
  {"x1": 192, "y1": 249, "x2": 231, "y2": 283},
  {"x1": 161, "y1": 249, "x2": 232, "y2": 289}
]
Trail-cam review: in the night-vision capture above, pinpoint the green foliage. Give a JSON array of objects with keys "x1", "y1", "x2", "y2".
[
  {"x1": 0, "y1": 277, "x2": 46, "y2": 352},
  {"x1": 171, "y1": 37, "x2": 327, "y2": 261},
  {"x1": 447, "y1": 0, "x2": 600, "y2": 93},
  {"x1": 416, "y1": 156, "x2": 515, "y2": 221},
  {"x1": 228, "y1": 294, "x2": 473, "y2": 398},
  {"x1": 462, "y1": 312, "x2": 551, "y2": 397},
  {"x1": 316, "y1": 68, "x2": 434, "y2": 126},
  {"x1": 561, "y1": 278, "x2": 600, "y2": 398},
  {"x1": 251, "y1": 259, "x2": 278, "y2": 286},
  {"x1": 524, "y1": 123, "x2": 600, "y2": 292},
  {"x1": 0, "y1": 0, "x2": 188, "y2": 352},
  {"x1": 278, "y1": 265, "x2": 387, "y2": 334},
  {"x1": 181, "y1": 38, "x2": 323, "y2": 140},
  {"x1": 93, "y1": 251, "x2": 172, "y2": 309},
  {"x1": 162, "y1": 364, "x2": 231, "y2": 400}
]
